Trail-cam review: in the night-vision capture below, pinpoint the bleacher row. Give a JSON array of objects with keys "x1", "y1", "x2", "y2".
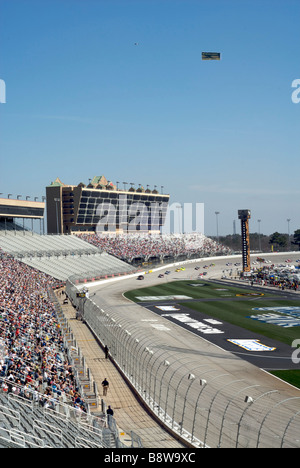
[
  {"x1": 24, "y1": 252, "x2": 136, "y2": 282},
  {"x1": 0, "y1": 390, "x2": 113, "y2": 448},
  {"x1": 0, "y1": 231, "x2": 98, "y2": 256},
  {"x1": 0, "y1": 232, "x2": 136, "y2": 281}
]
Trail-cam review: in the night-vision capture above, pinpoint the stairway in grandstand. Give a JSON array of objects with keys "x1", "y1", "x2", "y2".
[{"x1": 0, "y1": 230, "x2": 136, "y2": 281}]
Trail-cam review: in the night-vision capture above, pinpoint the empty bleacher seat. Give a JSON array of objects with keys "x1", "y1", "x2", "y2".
[{"x1": 0, "y1": 234, "x2": 136, "y2": 281}]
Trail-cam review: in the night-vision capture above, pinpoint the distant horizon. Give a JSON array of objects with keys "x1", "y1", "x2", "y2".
[{"x1": 9, "y1": 216, "x2": 299, "y2": 239}]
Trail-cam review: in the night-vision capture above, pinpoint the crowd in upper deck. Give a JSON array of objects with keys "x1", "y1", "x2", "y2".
[{"x1": 78, "y1": 232, "x2": 232, "y2": 261}]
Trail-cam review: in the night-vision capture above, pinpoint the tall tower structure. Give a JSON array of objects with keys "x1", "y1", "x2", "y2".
[{"x1": 238, "y1": 210, "x2": 251, "y2": 273}]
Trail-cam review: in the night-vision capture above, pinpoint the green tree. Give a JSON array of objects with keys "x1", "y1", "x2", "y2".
[
  {"x1": 292, "y1": 229, "x2": 300, "y2": 250},
  {"x1": 269, "y1": 232, "x2": 288, "y2": 249}
]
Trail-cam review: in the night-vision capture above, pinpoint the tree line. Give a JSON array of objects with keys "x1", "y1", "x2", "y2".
[{"x1": 211, "y1": 229, "x2": 300, "y2": 252}]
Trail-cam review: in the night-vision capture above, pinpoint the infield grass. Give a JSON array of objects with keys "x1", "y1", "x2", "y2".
[
  {"x1": 125, "y1": 280, "x2": 300, "y2": 346},
  {"x1": 125, "y1": 279, "x2": 300, "y2": 388}
]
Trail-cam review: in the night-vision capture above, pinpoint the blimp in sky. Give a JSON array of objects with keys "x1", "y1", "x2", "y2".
[{"x1": 202, "y1": 52, "x2": 221, "y2": 60}]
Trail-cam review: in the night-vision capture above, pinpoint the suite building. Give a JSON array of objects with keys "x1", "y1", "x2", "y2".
[{"x1": 46, "y1": 176, "x2": 170, "y2": 235}]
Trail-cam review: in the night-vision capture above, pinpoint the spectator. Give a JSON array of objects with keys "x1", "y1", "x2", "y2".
[
  {"x1": 0, "y1": 250, "x2": 87, "y2": 412},
  {"x1": 77, "y1": 232, "x2": 232, "y2": 263},
  {"x1": 102, "y1": 378, "x2": 109, "y2": 396}
]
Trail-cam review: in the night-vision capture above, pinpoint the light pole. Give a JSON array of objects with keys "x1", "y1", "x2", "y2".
[
  {"x1": 215, "y1": 211, "x2": 220, "y2": 242},
  {"x1": 54, "y1": 198, "x2": 60, "y2": 235},
  {"x1": 287, "y1": 218, "x2": 291, "y2": 250},
  {"x1": 176, "y1": 204, "x2": 182, "y2": 234},
  {"x1": 258, "y1": 219, "x2": 261, "y2": 251},
  {"x1": 42, "y1": 197, "x2": 46, "y2": 235}
]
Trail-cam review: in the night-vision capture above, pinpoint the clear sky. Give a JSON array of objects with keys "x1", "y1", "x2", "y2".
[{"x1": 0, "y1": 0, "x2": 299, "y2": 236}]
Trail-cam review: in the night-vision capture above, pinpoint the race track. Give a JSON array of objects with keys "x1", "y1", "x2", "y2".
[{"x1": 83, "y1": 252, "x2": 300, "y2": 448}]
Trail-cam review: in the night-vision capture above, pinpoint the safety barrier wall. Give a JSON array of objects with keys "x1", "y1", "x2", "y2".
[{"x1": 66, "y1": 276, "x2": 300, "y2": 448}]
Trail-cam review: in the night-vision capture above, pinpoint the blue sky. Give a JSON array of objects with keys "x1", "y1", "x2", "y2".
[{"x1": 0, "y1": 0, "x2": 299, "y2": 236}]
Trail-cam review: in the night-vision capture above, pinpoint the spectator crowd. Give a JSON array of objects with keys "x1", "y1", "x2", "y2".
[
  {"x1": 0, "y1": 250, "x2": 87, "y2": 412},
  {"x1": 78, "y1": 232, "x2": 232, "y2": 262},
  {"x1": 0, "y1": 233, "x2": 231, "y2": 412},
  {"x1": 247, "y1": 268, "x2": 299, "y2": 292}
]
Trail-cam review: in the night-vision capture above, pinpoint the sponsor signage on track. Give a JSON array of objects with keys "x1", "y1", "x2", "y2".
[
  {"x1": 161, "y1": 313, "x2": 224, "y2": 335},
  {"x1": 227, "y1": 339, "x2": 276, "y2": 352},
  {"x1": 248, "y1": 306, "x2": 300, "y2": 328},
  {"x1": 188, "y1": 283, "x2": 207, "y2": 287},
  {"x1": 236, "y1": 293, "x2": 264, "y2": 297},
  {"x1": 136, "y1": 295, "x2": 192, "y2": 301}
]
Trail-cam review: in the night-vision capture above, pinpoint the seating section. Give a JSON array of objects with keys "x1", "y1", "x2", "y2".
[
  {"x1": 77, "y1": 232, "x2": 233, "y2": 262},
  {"x1": 0, "y1": 234, "x2": 136, "y2": 281},
  {"x1": 0, "y1": 232, "x2": 99, "y2": 256},
  {"x1": 23, "y1": 252, "x2": 135, "y2": 281},
  {"x1": 0, "y1": 391, "x2": 111, "y2": 448},
  {"x1": 0, "y1": 251, "x2": 130, "y2": 449}
]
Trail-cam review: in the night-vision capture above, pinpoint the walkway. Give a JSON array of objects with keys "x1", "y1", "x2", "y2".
[{"x1": 55, "y1": 289, "x2": 185, "y2": 449}]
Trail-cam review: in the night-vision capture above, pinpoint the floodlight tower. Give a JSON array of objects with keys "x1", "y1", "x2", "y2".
[{"x1": 238, "y1": 210, "x2": 251, "y2": 273}]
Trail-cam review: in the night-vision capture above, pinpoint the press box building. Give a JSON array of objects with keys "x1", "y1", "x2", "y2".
[{"x1": 46, "y1": 176, "x2": 170, "y2": 235}]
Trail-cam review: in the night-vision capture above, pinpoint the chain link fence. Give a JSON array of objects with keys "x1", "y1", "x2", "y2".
[{"x1": 66, "y1": 278, "x2": 300, "y2": 448}]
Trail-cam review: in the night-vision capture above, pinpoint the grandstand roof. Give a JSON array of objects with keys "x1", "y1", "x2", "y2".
[
  {"x1": 0, "y1": 197, "x2": 45, "y2": 219},
  {"x1": 47, "y1": 176, "x2": 165, "y2": 194}
]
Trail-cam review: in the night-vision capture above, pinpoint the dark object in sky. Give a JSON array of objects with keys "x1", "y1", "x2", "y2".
[{"x1": 202, "y1": 52, "x2": 221, "y2": 60}]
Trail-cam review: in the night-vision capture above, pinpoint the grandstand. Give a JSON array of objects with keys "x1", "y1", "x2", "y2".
[
  {"x1": 0, "y1": 249, "x2": 134, "y2": 448},
  {"x1": 77, "y1": 232, "x2": 233, "y2": 263},
  {"x1": 0, "y1": 196, "x2": 235, "y2": 448},
  {"x1": 0, "y1": 223, "x2": 231, "y2": 281},
  {"x1": 0, "y1": 229, "x2": 136, "y2": 281},
  {"x1": 0, "y1": 389, "x2": 113, "y2": 448}
]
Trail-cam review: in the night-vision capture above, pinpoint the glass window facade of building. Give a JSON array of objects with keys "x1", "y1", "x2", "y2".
[{"x1": 46, "y1": 178, "x2": 170, "y2": 235}]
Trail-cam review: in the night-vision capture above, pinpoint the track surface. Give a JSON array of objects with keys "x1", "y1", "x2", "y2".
[
  {"x1": 142, "y1": 297, "x2": 299, "y2": 370},
  {"x1": 86, "y1": 252, "x2": 300, "y2": 447},
  {"x1": 89, "y1": 252, "x2": 300, "y2": 372}
]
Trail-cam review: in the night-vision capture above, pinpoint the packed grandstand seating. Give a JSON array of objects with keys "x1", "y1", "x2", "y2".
[
  {"x1": 0, "y1": 227, "x2": 232, "y2": 447},
  {"x1": 0, "y1": 251, "x2": 86, "y2": 408},
  {"x1": 0, "y1": 250, "x2": 113, "y2": 448},
  {"x1": 77, "y1": 232, "x2": 233, "y2": 262}
]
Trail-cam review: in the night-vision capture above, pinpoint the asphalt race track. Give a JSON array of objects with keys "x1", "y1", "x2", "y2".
[
  {"x1": 89, "y1": 251, "x2": 300, "y2": 373},
  {"x1": 142, "y1": 295, "x2": 300, "y2": 370},
  {"x1": 85, "y1": 252, "x2": 300, "y2": 448}
]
